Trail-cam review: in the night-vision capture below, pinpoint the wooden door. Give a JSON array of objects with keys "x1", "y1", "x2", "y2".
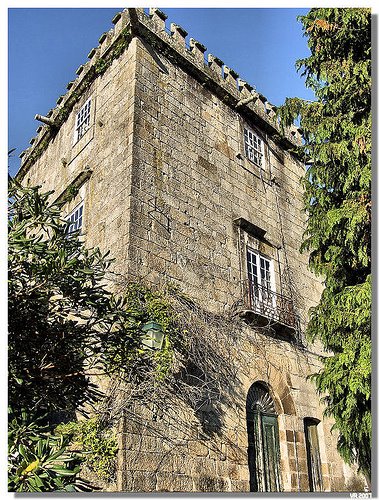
[
  {"x1": 248, "y1": 411, "x2": 281, "y2": 492},
  {"x1": 261, "y1": 414, "x2": 281, "y2": 491}
]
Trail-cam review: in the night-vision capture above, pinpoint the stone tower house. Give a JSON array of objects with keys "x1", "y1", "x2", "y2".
[{"x1": 17, "y1": 8, "x2": 364, "y2": 492}]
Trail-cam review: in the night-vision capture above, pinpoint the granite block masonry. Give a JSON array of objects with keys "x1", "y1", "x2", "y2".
[{"x1": 17, "y1": 7, "x2": 366, "y2": 493}]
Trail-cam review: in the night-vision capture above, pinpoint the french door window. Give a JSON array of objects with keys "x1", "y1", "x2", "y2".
[{"x1": 246, "y1": 249, "x2": 275, "y2": 312}]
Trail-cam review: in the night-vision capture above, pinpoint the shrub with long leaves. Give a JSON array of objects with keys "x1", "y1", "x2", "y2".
[
  {"x1": 8, "y1": 178, "x2": 183, "y2": 491},
  {"x1": 8, "y1": 409, "x2": 91, "y2": 492},
  {"x1": 8, "y1": 178, "x2": 142, "y2": 418}
]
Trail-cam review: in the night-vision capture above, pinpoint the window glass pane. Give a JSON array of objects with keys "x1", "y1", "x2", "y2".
[
  {"x1": 260, "y1": 257, "x2": 271, "y2": 287},
  {"x1": 304, "y1": 419, "x2": 323, "y2": 492},
  {"x1": 66, "y1": 203, "x2": 84, "y2": 235},
  {"x1": 247, "y1": 250, "x2": 259, "y2": 298},
  {"x1": 247, "y1": 251, "x2": 257, "y2": 276},
  {"x1": 244, "y1": 128, "x2": 264, "y2": 167},
  {"x1": 75, "y1": 99, "x2": 91, "y2": 141}
]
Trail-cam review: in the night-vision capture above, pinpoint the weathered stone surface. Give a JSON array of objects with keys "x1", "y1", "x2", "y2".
[
  {"x1": 193, "y1": 475, "x2": 229, "y2": 492},
  {"x1": 19, "y1": 8, "x2": 365, "y2": 494},
  {"x1": 124, "y1": 471, "x2": 157, "y2": 492},
  {"x1": 188, "y1": 440, "x2": 210, "y2": 457},
  {"x1": 156, "y1": 472, "x2": 194, "y2": 492}
]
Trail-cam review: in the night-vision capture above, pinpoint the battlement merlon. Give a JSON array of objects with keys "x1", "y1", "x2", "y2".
[
  {"x1": 127, "y1": 8, "x2": 302, "y2": 148},
  {"x1": 17, "y1": 7, "x2": 302, "y2": 181}
]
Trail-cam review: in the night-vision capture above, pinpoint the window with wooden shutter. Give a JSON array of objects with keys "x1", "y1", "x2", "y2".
[{"x1": 304, "y1": 418, "x2": 323, "y2": 492}]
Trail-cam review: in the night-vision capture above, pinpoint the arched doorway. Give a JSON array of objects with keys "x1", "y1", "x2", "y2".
[{"x1": 246, "y1": 382, "x2": 281, "y2": 492}]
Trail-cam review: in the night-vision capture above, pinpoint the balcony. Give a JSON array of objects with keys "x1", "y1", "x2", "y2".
[{"x1": 240, "y1": 280, "x2": 299, "y2": 334}]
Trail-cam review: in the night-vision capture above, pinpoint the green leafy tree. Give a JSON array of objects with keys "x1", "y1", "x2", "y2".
[
  {"x1": 8, "y1": 178, "x2": 149, "y2": 491},
  {"x1": 8, "y1": 177, "x2": 182, "y2": 491},
  {"x1": 8, "y1": 178, "x2": 142, "y2": 417},
  {"x1": 278, "y1": 8, "x2": 371, "y2": 481}
]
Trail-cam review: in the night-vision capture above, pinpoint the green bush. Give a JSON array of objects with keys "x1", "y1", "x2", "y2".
[
  {"x1": 56, "y1": 417, "x2": 118, "y2": 482},
  {"x1": 8, "y1": 409, "x2": 91, "y2": 492}
]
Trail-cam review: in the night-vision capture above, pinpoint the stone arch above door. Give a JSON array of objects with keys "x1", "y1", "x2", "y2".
[
  {"x1": 246, "y1": 362, "x2": 297, "y2": 416},
  {"x1": 246, "y1": 381, "x2": 276, "y2": 415}
]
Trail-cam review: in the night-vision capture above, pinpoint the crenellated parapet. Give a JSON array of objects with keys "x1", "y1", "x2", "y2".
[
  {"x1": 130, "y1": 8, "x2": 301, "y2": 147},
  {"x1": 18, "y1": 7, "x2": 302, "y2": 178},
  {"x1": 18, "y1": 9, "x2": 133, "y2": 178}
]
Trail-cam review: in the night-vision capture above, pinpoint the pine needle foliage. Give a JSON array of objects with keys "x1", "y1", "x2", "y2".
[{"x1": 278, "y1": 8, "x2": 371, "y2": 480}]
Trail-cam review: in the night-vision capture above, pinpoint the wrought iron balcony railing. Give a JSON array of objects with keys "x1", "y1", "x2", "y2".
[{"x1": 243, "y1": 280, "x2": 298, "y2": 330}]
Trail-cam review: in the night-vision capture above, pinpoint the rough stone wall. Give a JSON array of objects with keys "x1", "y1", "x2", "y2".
[
  {"x1": 16, "y1": 8, "x2": 366, "y2": 493},
  {"x1": 128, "y1": 34, "x2": 322, "y2": 337},
  {"x1": 116, "y1": 32, "x2": 361, "y2": 493},
  {"x1": 116, "y1": 326, "x2": 362, "y2": 492},
  {"x1": 21, "y1": 37, "x2": 139, "y2": 279}
]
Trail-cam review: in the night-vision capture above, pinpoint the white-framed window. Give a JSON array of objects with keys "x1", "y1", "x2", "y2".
[
  {"x1": 66, "y1": 202, "x2": 84, "y2": 235},
  {"x1": 74, "y1": 98, "x2": 91, "y2": 143},
  {"x1": 246, "y1": 248, "x2": 275, "y2": 311},
  {"x1": 244, "y1": 128, "x2": 264, "y2": 168}
]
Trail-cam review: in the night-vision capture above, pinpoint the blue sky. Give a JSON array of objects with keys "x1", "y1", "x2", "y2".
[{"x1": 8, "y1": 8, "x2": 315, "y2": 177}]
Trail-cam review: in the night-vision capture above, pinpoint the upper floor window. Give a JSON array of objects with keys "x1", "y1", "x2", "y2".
[
  {"x1": 244, "y1": 128, "x2": 264, "y2": 168},
  {"x1": 74, "y1": 98, "x2": 91, "y2": 143},
  {"x1": 247, "y1": 248, "x2": 274, "y2": 302},
  {"x1": 245, "y1": 246, "x2": 298, "y2": 330},
  {"x1": 234, "y1": 217, "x2": 298, "y2": 331},
  {"x1": 66, "y1": 202, "x2": 84, "y2": 235}
]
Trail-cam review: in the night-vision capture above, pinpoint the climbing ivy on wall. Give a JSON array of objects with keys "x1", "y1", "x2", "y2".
[
  {"x1": 102, "y1": 282, "x2": 180, "y2": 380},
  {"x1": 55, "y1": 417, "x2": 118, "y2": 482}
]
